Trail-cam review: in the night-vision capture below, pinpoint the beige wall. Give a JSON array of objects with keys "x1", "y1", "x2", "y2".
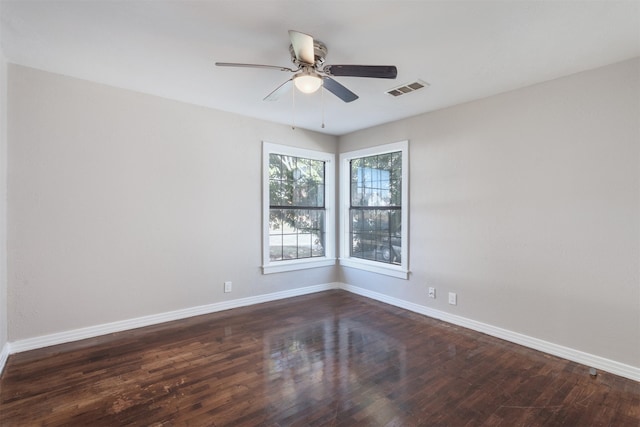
[
  {"x1": 0, "y1": 43, "x2": 7, "y2": 351},
  {"x1": 338, "y1": 58, "x2": 640, "y2": 368},
  {"x1": 7, "y1": 65, "x2": 338, "y2": 340}
]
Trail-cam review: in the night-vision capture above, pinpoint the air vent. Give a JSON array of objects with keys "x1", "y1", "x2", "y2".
[{"x1": 386, "y1": 80, "x2": 429, "y2": 97}]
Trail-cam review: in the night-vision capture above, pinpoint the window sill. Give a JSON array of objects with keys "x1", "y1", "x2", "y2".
[
  {"x1": 339, "y1": 258, "x2": 409, "y2": 280},
  {"x1": 262, "y1": 258, "x2": 337, "y2": 274}
]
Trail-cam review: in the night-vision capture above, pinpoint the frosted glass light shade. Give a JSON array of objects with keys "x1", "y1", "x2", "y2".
[{"x1": 294, "y1": 74, "x2": 322, "y2": 94}]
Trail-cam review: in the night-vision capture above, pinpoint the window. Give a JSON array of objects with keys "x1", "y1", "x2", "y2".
[
  {"x1": 340, "y1": 141, "x2": 408, "y2": 279},
  {"x1": 263, "y1": 142, "x2": 335, "y2": 274}
]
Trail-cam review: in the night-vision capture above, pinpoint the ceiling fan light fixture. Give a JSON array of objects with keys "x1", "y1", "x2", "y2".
[{"x1": 294, "y1": 73, "x2": 322, "y2": 94}]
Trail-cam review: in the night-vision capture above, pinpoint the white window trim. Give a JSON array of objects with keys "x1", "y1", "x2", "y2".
[
  {"x1": 262, "y1": 142, "x2": 336, "y2": 274},
  {"x1": 339, "y1": 140, "x2": 409, "y2": 280}
]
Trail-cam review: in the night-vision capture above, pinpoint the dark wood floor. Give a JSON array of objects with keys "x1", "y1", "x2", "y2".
[{"x1": 0, "y1": 290, "x2": 638, "y2": 426}]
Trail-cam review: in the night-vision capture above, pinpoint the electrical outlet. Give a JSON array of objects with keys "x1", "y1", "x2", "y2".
[
  {"x1": 448, "y1": 292, "x2": 457, "y2": 305},
  {"x1": 428, "y1": 287, "x2": 436, "y2": 298},
  {"x1": 224, "y1": 281, "x2": 232, "y2": 293}
]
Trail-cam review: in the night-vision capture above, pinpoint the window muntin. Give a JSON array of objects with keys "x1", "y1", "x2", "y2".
[
  {"x1": 263, "y1": 143, "x2": 335, "y2": 274},
  {"x1": 340, "y1": 141, "x2": 408, "y2": 279}
]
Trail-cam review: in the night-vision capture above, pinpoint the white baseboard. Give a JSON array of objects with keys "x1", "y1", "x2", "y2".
[
  {"x1": 0, "y1": 342, "x2": 9, "y2": 374},
  {"x1": 340, "y1": 283, "x2": 640, "y2": 382},
  {"x1": 9, "y1": 282, "x2": 340, "y2": 355},
  {"x1": 4, "y1": 281, "x2": 638, "y2": 383}
]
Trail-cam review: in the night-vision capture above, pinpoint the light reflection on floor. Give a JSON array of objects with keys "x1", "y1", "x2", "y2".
[{"x1": 264, "y1": 317, "x2": 407, "y2": 422}]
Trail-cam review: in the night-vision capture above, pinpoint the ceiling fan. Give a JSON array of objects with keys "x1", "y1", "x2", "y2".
[{"x1": 216, "y1": 30, "x2": 397, "y2": 103}]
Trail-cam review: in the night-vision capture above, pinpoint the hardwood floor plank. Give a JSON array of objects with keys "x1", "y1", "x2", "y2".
[{"x1": 0, "y1": 290, "x2": 638, "y2": 426}]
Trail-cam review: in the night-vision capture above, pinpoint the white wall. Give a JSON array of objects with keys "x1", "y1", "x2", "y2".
[
  {"x1": 338, "y1": 58, "x2": 640, "y2": 368},
  {"x1": 7, "y1": 64, "x2": 338, "y2": 341}
]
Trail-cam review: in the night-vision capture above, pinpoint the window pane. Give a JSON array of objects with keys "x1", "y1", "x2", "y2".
[
  {"x1": 292, "y1": 183, "x2": 307, "y2": 206},
  {"x1": 269, "y1": 235, "x2": 283, "y2": 261},
  {"x1": 269, "y1": 209, "x2": 284, "y2": 235},
  {"x1": 390, "y1": 180, "x2": 401, "y2": 206},
  {"x1": 351, "y1": 209, "x2": 363, "y2": 233},
  {"x1": 351, "y1": 231, "x2": 363, "y2": 258},
  {"x1": 311, "y1": 210, "x2": 325, "y2": 257},
  {"x1": 312, "y1": 160, "x2": 324, "y2": 183},
  {"x1": 269, "y1": 154, "x2": 283, "y2": 180},
  {"x1": 312, "y1": 232, "x2": 325, "y2": 257},
  {"x1": 298, "y1": 233, "x2": 312, "y2": 258},
  {"x1": 315, "y1": 184, "x2": 324, "y2": 207}
]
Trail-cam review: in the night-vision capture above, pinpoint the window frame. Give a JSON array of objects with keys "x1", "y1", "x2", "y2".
[
  {"x1": 339, "y1": 140, "x2": 409, "y2": 279},
  {"x1": 262, "y1": 142, "x2": 335, "y2": 274}
]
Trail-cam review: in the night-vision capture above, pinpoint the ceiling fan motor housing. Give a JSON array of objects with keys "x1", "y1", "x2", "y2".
[{"x1": 289, "y1": 40, "x2": 327, "y2": 67}]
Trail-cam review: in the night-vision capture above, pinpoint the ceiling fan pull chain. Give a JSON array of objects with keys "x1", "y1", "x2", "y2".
[
  {"x1": 291, "y1": 82, "x2": 296, "y2": 130},
  {"x1": 321, "y1": 80, "x2": 325, "y2": 129}
]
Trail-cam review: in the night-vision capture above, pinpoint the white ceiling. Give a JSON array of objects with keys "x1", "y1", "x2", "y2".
[{"x1": 1, "y1": 1, "x2": 639, "y2": 135}]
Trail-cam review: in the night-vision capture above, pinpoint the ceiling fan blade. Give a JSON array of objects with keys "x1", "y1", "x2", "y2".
[
  {"x1": 323, "y1": 77, "x2": 358, "y2": 103},
  {"x1": 216, "y1": 62, "x2": 294, "y2": 72},
  {"x1": 264, "y1": 79, "x2": 293, "y2": 101},
  {"x1": 324, "y1": 65, "x2": 397, "y2": 79},
  {"x1": 288, "y1": 30, "x2": 315, "y2": 65}
]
